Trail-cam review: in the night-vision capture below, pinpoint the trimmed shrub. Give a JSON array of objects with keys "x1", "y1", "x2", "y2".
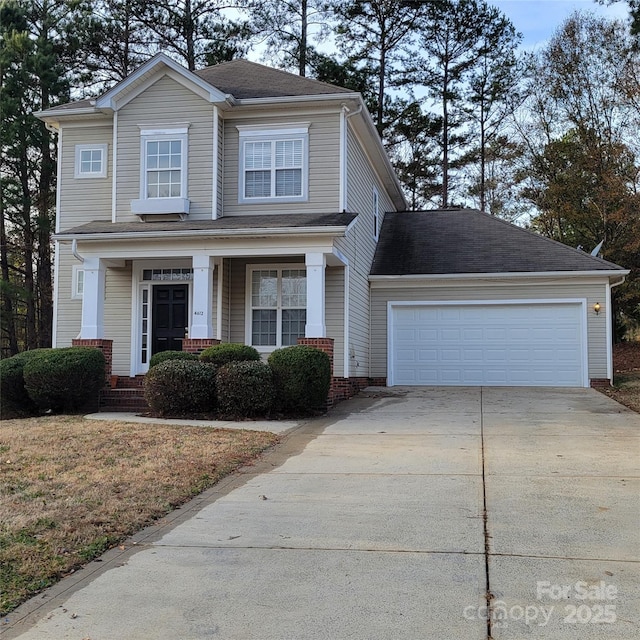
[
  {"x1": 143, "y1": 360, "x2": 217, "y2": 417},
  {"x1": 23, "y1": 347, "x2": 106, "y2": 413},
  {"x1": 0, "y1": 350, "x2": 48, "y2": 419},
  {"x1": 149, "y1": 350, "x2": 198, "y2": 369},
  {"x1": 199, "y1": 343, "x2": 260, "y2": 367},
  {"x1": 268, "y1": 345, "x2": 331, "y2": 415},
  {"x1": 216, "y1": 361, "x2": 275, "y2": 419}
]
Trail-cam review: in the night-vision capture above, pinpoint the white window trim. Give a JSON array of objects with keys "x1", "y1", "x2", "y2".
[
  {"x1": 373, "y1": 187, "x2": 380, "y2": 240},
  {"x1": 71, "y1": 265, "x2": 84, "y2": 299},
  {"x1": 237, "y1": 125, "x2": 309, "y2": 204},
  {"x1": 131, "y1": 126, "x2": 190, "y2": 215},
  {"x1": 245, "y1": 263, "x2": 307, "y2": 352},
  {"x1": 74, "y1": 144, "x2": 108, "y2": 179}
]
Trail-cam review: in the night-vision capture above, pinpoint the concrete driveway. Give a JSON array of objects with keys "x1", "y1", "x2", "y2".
[{"x1": 3, "y1": 387, "x2": 639, "y2": 639}]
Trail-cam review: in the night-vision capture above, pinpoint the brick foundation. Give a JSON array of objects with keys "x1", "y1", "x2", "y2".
[
  {"x1": 72, "y1": 339, "x2": 113, "y2": 381},
  {"x1": 590, "y1": 378, "x2": 612, "y2": 388},
  {"x1": 296, "y1": 338, "x2": 389, "y2": 407},
  {"x1": 297, "y1": 337, "x2": 335, "y2": 374},
  {"x1": 182, "y1": 338, "x2": 221, "y2": 355}
]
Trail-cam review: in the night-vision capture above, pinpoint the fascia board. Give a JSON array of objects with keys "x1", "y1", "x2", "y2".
[
  {"x1": 236, "y1": 93, "x2": 361, "y2": 106},
  {"x1": 54, "y1": 226, "x2": 350, "y2": 242},
  {"x1": 369, "y1": 270, "x2": 630, "y2": 285}
]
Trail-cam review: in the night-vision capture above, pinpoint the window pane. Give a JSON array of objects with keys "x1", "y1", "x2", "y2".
[
  {"x1": 76, "y1": 269, "x2": 84, "y2": 295},
  {"x1": 80, "y1": 149, "x2": 102, "y2": 174},
  {"x1": 281, "y1": 309, "x2": 306, "y2": 346},
  {"x1": 282, "y1": 269, "x2": 306, "y2": 307},
  {"x1": 275, "y1": 139, "x2": 302, "y2": 168},
  {"x1": 275, "y1": 169, "x2": 302, "y2": 197},
  {"x1": 252, "y1": 309, "x2": 277, "y2": 346},
  {"x1": 252, "y1": 270, "x2": 277, "y2": 307},
  {"x1": 147, "y1": 168, "x2": 181, "y2": 198},
  {"x1": 245, "y1": 141, "x2": 271, "y2": 169},
  {"x1": 245, "y1": 170, "x2": 271, "y2": 198}
]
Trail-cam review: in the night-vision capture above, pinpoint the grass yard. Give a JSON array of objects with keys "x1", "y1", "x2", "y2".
[
  {"x1": 599, "y1": 342, "x2": 640, "y2": 413},
  {"x1": 0, "y1": 416, "x2": 278, "y2": 615}
]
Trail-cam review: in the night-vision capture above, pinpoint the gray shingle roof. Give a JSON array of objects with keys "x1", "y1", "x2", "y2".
[
  {"x1": 195, "y1": 59, "x2": 354, "y2": 99},
  {"x1": 371, "y1": 209, "x2": 625, "y2": 275},
  {"x1": 57, "y1": 212, "x2": 357, "y2": 237}
]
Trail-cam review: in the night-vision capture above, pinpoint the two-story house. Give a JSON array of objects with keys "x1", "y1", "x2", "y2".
[{"x1": 37, "y1": 53, "x2": 628, "y2": 404}]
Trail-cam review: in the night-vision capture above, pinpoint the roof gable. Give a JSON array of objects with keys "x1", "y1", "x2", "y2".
[
  {"x1": 371, "y1": 209, "x2": 626, "y2": 276},
  {"x1": 95, "y1": 53, "x2": 230, "y2": 110}
]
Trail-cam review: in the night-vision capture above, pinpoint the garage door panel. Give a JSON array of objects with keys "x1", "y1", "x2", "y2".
[{"x1": 391, "y1": 303, "x2": 585, "y2": 387}]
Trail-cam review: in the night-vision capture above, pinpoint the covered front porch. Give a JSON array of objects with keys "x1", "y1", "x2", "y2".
[{"x1": 55, "y1": 213, "x2": 381, "y2": 406}]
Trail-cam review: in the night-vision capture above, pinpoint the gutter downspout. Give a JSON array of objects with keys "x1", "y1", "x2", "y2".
[
  {"x1": 339, "y1": 103, "x2": 363, "y2": 212},
  {"x1": 339, "y1": 103, "x2": 362, "y2": 379},
  {"x1": 607, "y1": 275, "x2": 627, "y2": 381},
  {"x1": 72, "y1": 238, "x2": 84, "y2": 263}
]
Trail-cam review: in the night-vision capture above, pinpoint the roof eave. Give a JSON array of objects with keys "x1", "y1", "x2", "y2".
[
  {"x1": 55, "y1": 226, "x2": 351, "y2": 242},
  {"x1": 369, "y1": 270, "x2": 630, "y2": 282}
]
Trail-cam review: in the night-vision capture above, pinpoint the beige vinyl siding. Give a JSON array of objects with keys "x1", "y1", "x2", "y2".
[
  {"x1": 226, "y1": 257, "x2": 344, "y2": 373},
  {"x1": 220, "y1": 258, "x2": 231, "y2": 341},
  {"x1": 370, "y1": 280, "x2": 610, "y2": 380},
  {"x1": 228, "y1": 257, "x2": 304, "y2": 345},
  {"x1": 333, "y1": 126, "x2": 397, "y2": 377},
  {"x1": 116, "y1": 74, "x2": 213, "y2": 222},
  {"x1": 54, "y1": 245, "x2": 132, "y2": 376},
  {"x1": 223, "y1": 111, "x2": 340, "y2": 215},
  {"x1": 325, "y1": 266, "x2": 345, "y2": 377},
  {"x1": 103, "y1": 263, "x2": 132, "y2": 375},
  {"x1": 54, "y1": 244, "x2": 82, "y2": 346},
  {"x1": 216, "y1": 117, "x2": 224, "y2": 218},
  {"x1": 59, "y1": 125, "x2": 113, "y2": 231}
]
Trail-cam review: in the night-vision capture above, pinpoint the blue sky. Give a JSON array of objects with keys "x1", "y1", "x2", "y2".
[{"x1": 492, "y1": 0, "x2": 630, "y2": 49}]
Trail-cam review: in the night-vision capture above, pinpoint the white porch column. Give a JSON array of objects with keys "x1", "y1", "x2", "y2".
[
  {"x1": 80, "y1": 257, "x2": 106, "y2": 339},
  {"x1": 190, "y1": 255, "x2": 215, "y2": 338},
  {"x1": 305, "y1": 252, "x2": 326, "y2": 338}
]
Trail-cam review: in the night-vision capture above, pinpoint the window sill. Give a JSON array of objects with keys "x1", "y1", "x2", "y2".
[
  {"x1": 238, "y1": 196, "x2": 307, "y2": 205},
  {"x1": 131, "y1": 198, "x2": 190, "y2": 215}
]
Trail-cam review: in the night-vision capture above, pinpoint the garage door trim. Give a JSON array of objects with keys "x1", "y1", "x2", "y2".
[{"x1": 387, "y1": 298, "x2": 589, "y2": 387}]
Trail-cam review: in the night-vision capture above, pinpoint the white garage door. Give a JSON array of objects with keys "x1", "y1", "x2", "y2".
[{"x1": 389, "y1": 302, "x2": 586, "y2": 387}]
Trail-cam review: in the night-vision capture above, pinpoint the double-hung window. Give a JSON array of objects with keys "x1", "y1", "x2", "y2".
[
  {"x1": 75, "y1": 144, "x2": 108, "y2": 178},
  {"x1": 131, "y1": 126, "x2": 190, "y2": 215},
  {"x1": 238, "y1": 125, "x2": 309, "y2": 203},
  {"x1": 248, "y1": 267, "x2": 307, "y2": 348}
]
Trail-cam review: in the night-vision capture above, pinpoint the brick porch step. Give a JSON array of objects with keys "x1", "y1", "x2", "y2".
[{"x1": 100, "y1": 387, "x2": 149, "y2": 413}]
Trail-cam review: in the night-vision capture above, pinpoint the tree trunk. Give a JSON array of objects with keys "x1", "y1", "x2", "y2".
[
  {"x1": 299, "y1": 0, "x2": 307, "y2": 76},
  {"x1": 0, "y1": 204, "x2": 19, "y2": 356},
  {"x1": 37, "y1": 122, "x2": 54, "y2": 348}
]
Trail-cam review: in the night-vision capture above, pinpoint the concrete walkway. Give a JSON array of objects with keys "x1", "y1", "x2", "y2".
[{"x1": 2, "y1": 387, "x2": 639, "y2": 639}]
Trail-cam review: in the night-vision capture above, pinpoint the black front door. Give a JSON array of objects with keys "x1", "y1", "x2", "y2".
[{"x1": 152, "y1": 284, "x2": 188, "y2": 355}]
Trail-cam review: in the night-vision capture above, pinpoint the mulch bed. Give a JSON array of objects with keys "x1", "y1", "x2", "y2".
[{"x1": 613, "y1": 342, "x2": 640, "y2": 372}]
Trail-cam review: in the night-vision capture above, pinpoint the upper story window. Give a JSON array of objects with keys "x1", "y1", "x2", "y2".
[
  {"x1": 75, "y1": 144, "x2": 107, "y2": 179},
  {"x1": 238, "y1": 125, "x2": 309, "y2": 204},
  {"x1": 145, "y1": 140, "x2": 183, "y2": 198},
  {"x1": 131, "y1": 125, "x2": 190, "y2": 216}
]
